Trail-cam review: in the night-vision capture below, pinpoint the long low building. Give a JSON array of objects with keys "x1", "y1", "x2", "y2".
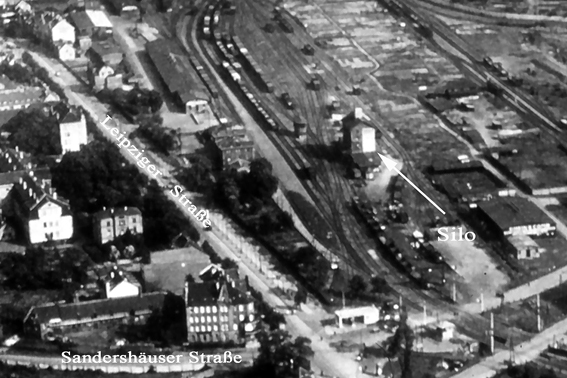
[
  {"x1": 477, "y1": 197, "x2": 556, "y2": 237},
  {"x1": 145, "y1": 38, "x2": 209, "y2": 114},
  {"x1": 24, "y1": 292, "x2": 166, "y2": 340}
]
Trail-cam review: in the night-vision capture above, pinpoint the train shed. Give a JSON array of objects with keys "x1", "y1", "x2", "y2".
[{"x1": 146, "y1": 39, "x2": 209, "y2": 114}]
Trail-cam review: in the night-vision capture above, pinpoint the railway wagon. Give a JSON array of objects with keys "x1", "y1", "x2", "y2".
[{"x1": 278, "y1": 18, "x2": 294, "y2": 33}]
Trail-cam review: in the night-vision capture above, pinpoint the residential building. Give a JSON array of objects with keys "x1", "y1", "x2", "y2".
[
  {"x1": 14, "y1": 1, "x2": 32, "y2": 14},
  {"x1": 5, "y1": 173, "x2": 73, "y2": 244},
  {"x1": 51, "y1": 102, "x2": 88, "y2": 153},
  {"x1": 32, "y1": 12, "x2": 75, "y2": 59},
  {"x1": 477, "y1": 197, "x2": 556, "y2": 237},
  {"x1": 101, "y1": 265, "x2": 142, "y2": 299},
  {"x1": 341, "y1": 108, "x2": 377, "y2": 153},
  {"x1": 84, "y1": 10, "x2": 112, "y2": 38},
  {"x1": 185, "y1": 268, "x2": 256, "y2": 344},
  {"x1": 93, "y1": 206, "x2": 143, "y2": 245},
  {"x1": 68, "y1": 10, "x2": 94, "y2": 37},
  {"x1": 23, "y1": 292, "x2": 165, "y2": 340},
  {"x1": 146, "y1": 39, "x2": 209, "y2": 114},
  {"x1": 0, "y1": 76, "x2": 52, "y2": 111},
  {"x1": 55, "y1": 42, "x2": 75, "y2": 61},
  {"x1": 210, "y1": 125, "x2": 255, "y2": 170},
  {"x1": 0, "y1": 147, "x2": 51, "y2": 203},
  {"x1": 86, "y1": 40, "x2": 124, "y2": 90}
]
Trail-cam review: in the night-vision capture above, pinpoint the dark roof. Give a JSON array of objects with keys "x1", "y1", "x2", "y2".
[
  {"x1": 94, "y1": 206, "x2": 142, "y2": 222},
  {"x1": 341, "y1": 109, "x2": 373, "y2": 130},
  {"x1": 478, "y1": 197, "x2": 555, "y2": 231},
  {"x1": 434, "y1": 170, "x2": 504, "y2": 203},
  {"x1": 216, "y1": 136, "x2": 254, "y2": 151},
  {"x1": 88, "y1": 40, "x2": 123, "y2": 65},
  {"x1": 26, "y1": 292, "x2": 165, "y2": 324},
  {"x1": 186, "y1": 275, "x2": 252, "y2": 307},
  {"x1": 350, "y1": 152, "x2": 380, "y2": 169},
  {"x1": 51, "y1": 102, "x2": 83, "y2": 123},
  {"x1": 11, "y1": 174, "x2": 70, "y2": 220},
  {"x1": 145, "y1": 39, "x2": 209, "y2": 105},
  {"x1": 68, "y1": 10, "x2": 94, "y2": 32}
]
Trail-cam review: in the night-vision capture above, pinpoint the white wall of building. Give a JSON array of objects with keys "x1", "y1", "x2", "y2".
[{"x1": 28, "y1": 201, "x2": 73, "y2": 244}]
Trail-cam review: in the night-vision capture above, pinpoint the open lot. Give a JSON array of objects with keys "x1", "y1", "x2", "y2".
[{"x1": 144, "y1": 247, "x2": 211, "y2": 294}]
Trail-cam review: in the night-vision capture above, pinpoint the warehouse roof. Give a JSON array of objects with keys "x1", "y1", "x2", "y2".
[
  {"x1": 145, "y1": 39, "x2": 208, "y2": 106},
  {"x1": 478, "y1": 197, "x2": 555, "y2": 231},
  {"x1": 85, "y1": 10, "x2": 112, "y2": 28}
]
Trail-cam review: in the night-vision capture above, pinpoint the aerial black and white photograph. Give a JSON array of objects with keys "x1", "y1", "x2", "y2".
[{"x1": 0, "y1": 0, "x2": 566, "y2": 377}]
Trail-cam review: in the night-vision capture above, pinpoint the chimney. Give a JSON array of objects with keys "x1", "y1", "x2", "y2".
[
  {"x1": 119, "y1": 271, "x2": 123, "y2": 277},
  {"x1": 8, "y1": 157, "x2": 11, "y2": 163},
  {"x1": 354, "y1": 107, "x2": 363, "y2": 119},
  {"x1": 19, "y1": 177, "x2": 23, "y2": 184},
  {"x1": 29, "y1": 170, "x2": 34, "y2": 177},
  {"x1": 15, "y1": 146, "x2": 18, "y2": 152},
  {"x1": 29, "y1": 188, "x2": 32, "y2": 198},
  {"x1": 19, "y1": 152, "x2": 23, "y2": 159},
  {"x1": 23, "y1": 181, "x2": 27, "y2": 190},
  {"x1": 110, "y1": 272, "x2": 115, "y2": 279},
  {"x1": 53, "y1": 192, "x2": 57, "y2": 199},
  {"x1": 27, "y1": 162, "x2": 31, "y2": 169}
]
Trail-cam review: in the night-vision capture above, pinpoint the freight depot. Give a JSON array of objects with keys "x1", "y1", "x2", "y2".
[{"x1": 100, "y1": 115, "x2": 163, "y2": 179}]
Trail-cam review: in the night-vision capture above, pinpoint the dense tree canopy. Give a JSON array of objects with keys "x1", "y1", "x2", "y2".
[
  {"x1": 0, "y1": 247, "x2": 89, "y2": 291},
  {"x1": 255, "y1": 329, "x2": 314, "y2": 378},
  {"x1": 2, "y1": 108, "x2": 62, "y2": 156},
  {"x1": 177, "y1": 155, "x2": 214, "y2": 193},
  {"x1": 386, "y1": 312, "x2": 415, "y2": 378},
  {"x1": 51, "y1": 140, "x2": 147, "y2": 212},
  {"x1": 100, "y1": 87, "x2": 163, "y2": 117},
  {"x1": 136, "y1": 114, "x2": 177, "y2": 154}
]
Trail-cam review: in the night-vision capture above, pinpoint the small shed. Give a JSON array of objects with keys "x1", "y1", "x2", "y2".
[{"x1": 335, "y1": 305, "x2": 380, "y2": 328}]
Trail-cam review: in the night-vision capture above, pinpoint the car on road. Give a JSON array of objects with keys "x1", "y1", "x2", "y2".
[{"x1": 281, "y1": 92, "x2": 294, "y2": 109}]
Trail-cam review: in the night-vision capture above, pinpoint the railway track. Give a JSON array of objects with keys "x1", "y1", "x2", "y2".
[{"x1": 180, "y1": 0, "x2": 536, "y2": 344}]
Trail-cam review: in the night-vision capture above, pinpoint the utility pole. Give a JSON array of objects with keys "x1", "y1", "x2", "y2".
[
  {"x1": 490, "y1": 312, "x2": 494, "y2": 355},
  {"x1": 423, "y1": 304, "x2": 427, "y2": 327},
  {"x1": 537, "y1": 294, "x2": 542, "y2": 332},
  {"x1": 452, "y1": 283, "x2": 456, "y2": 302},
  {"x1": 480, "y1": 293, "x2": 484, "y2": 312}
]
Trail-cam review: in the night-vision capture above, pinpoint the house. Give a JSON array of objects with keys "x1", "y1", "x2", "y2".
[
  {"x1": 32, "y1": 13, "x2": 75, "y2": 57},
  {"x1": 0, "y1": 86, "x2": 46, "y2": 111},
  {"x1": 341, "y1": 108, "x2": 377, "y2": 153},
  {"x1": 68, "y1": 10, "x2": 94, "y2": 37},
  {"x1": 477, "y1": 197, "x2": 556, "y2": 237},
  {"x1": 146, "y1": 39, "x2": 209, "y2": 114},
  {"x1": 51, "y1": 102, "x2": 88, "y2": 153},
  {"x1": 101, "y1": 265, "x2": 142, "y2": 299},
  {"x1": 23, "y1": 292, "x2": 165, "y2": 340},
  {"x1": 86, "y1": 40, "x2": 124, "y2": 89},
  {"x1": 209, "y1": 124, "x2": 255, "y2": 169},
  {"x1": 0, "y1": 147, "x2": 51, "y2": 203},
  {"x1": 14, "y1": 0, "x2": 32, "y2": 14},
  {"x1": 85, "y1": 10, "x2": 112, "y2": 35},
  {"x1": 56, "y1": 41, "x2": 75, "y2": 61},
  {"x1": 185, "y1": 269, "x2": 256, "y2": 344},
  {"x1": 93, "y1": 206, "x2": 143, "y2": 245},
  {"x1": 507, "y1": 234, "x2": 542, "y2": 260},
  {"x1": 5, "y1": 174, "x2": 73, "y2": 244}
]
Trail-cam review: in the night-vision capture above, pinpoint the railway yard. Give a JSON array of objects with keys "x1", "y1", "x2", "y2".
[{"x1": 165, "y1": 0, "x2": 567, "y2": 373}]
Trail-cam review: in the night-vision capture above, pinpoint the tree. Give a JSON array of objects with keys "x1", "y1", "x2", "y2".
[
  {"x1": 255, "y1": 329, "x2": 314, "y2": 378},
  {"x1": 347, "y1": 274, "x2": 367, "y2": 299},
  {"x1": 294, "y1": 288, "x2": 307, "y2": 306},
  {"x1": 371, "y1": 276, "x2": 389, "y2": 295},
  {"x1": 51, "y1": 140, "x2": 147, "y2": 212},
  {"x1": 2, "y1": 108, "x2": 62, "y2": 156},
  {"x1": 185, "y1": 274, "x2": 195, "y2": 283},
  {"x1": 386, "y1": 312, "x2": 414, "y2": 378},
  {"x1": 241, "y1": 158, "x2": 278, "y2": 203},
  {"x1": 177, "y1": 155, "x2": 214, "y2": 192}
]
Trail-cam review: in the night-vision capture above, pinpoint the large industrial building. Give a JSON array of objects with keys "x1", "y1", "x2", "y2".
[
  {"x1": 145, "y1": 38, "x2": 209, "y2": 115},
  {"x1": 477, "y1": 197, "x2": 556, "y2": 237}
]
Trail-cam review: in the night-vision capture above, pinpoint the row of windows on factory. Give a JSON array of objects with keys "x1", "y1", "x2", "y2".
[
  {"x1": 189, "y1": 324, "x2": 237, "y2": 333},
  {"x1": 191, "y1": 304, "x2": 253, "y2": 314},
  {"x1": 188, "y1": 314, "x2": 254, "y2": 324}
]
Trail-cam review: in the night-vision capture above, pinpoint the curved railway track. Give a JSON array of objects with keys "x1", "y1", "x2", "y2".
[{"x1": 180, "y1": 0, "x2": 535, "y2": 344}]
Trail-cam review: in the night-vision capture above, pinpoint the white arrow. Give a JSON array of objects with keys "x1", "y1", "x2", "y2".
[{"x1": 378, "y1": 153, "x2": 446, "y2": 215}]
